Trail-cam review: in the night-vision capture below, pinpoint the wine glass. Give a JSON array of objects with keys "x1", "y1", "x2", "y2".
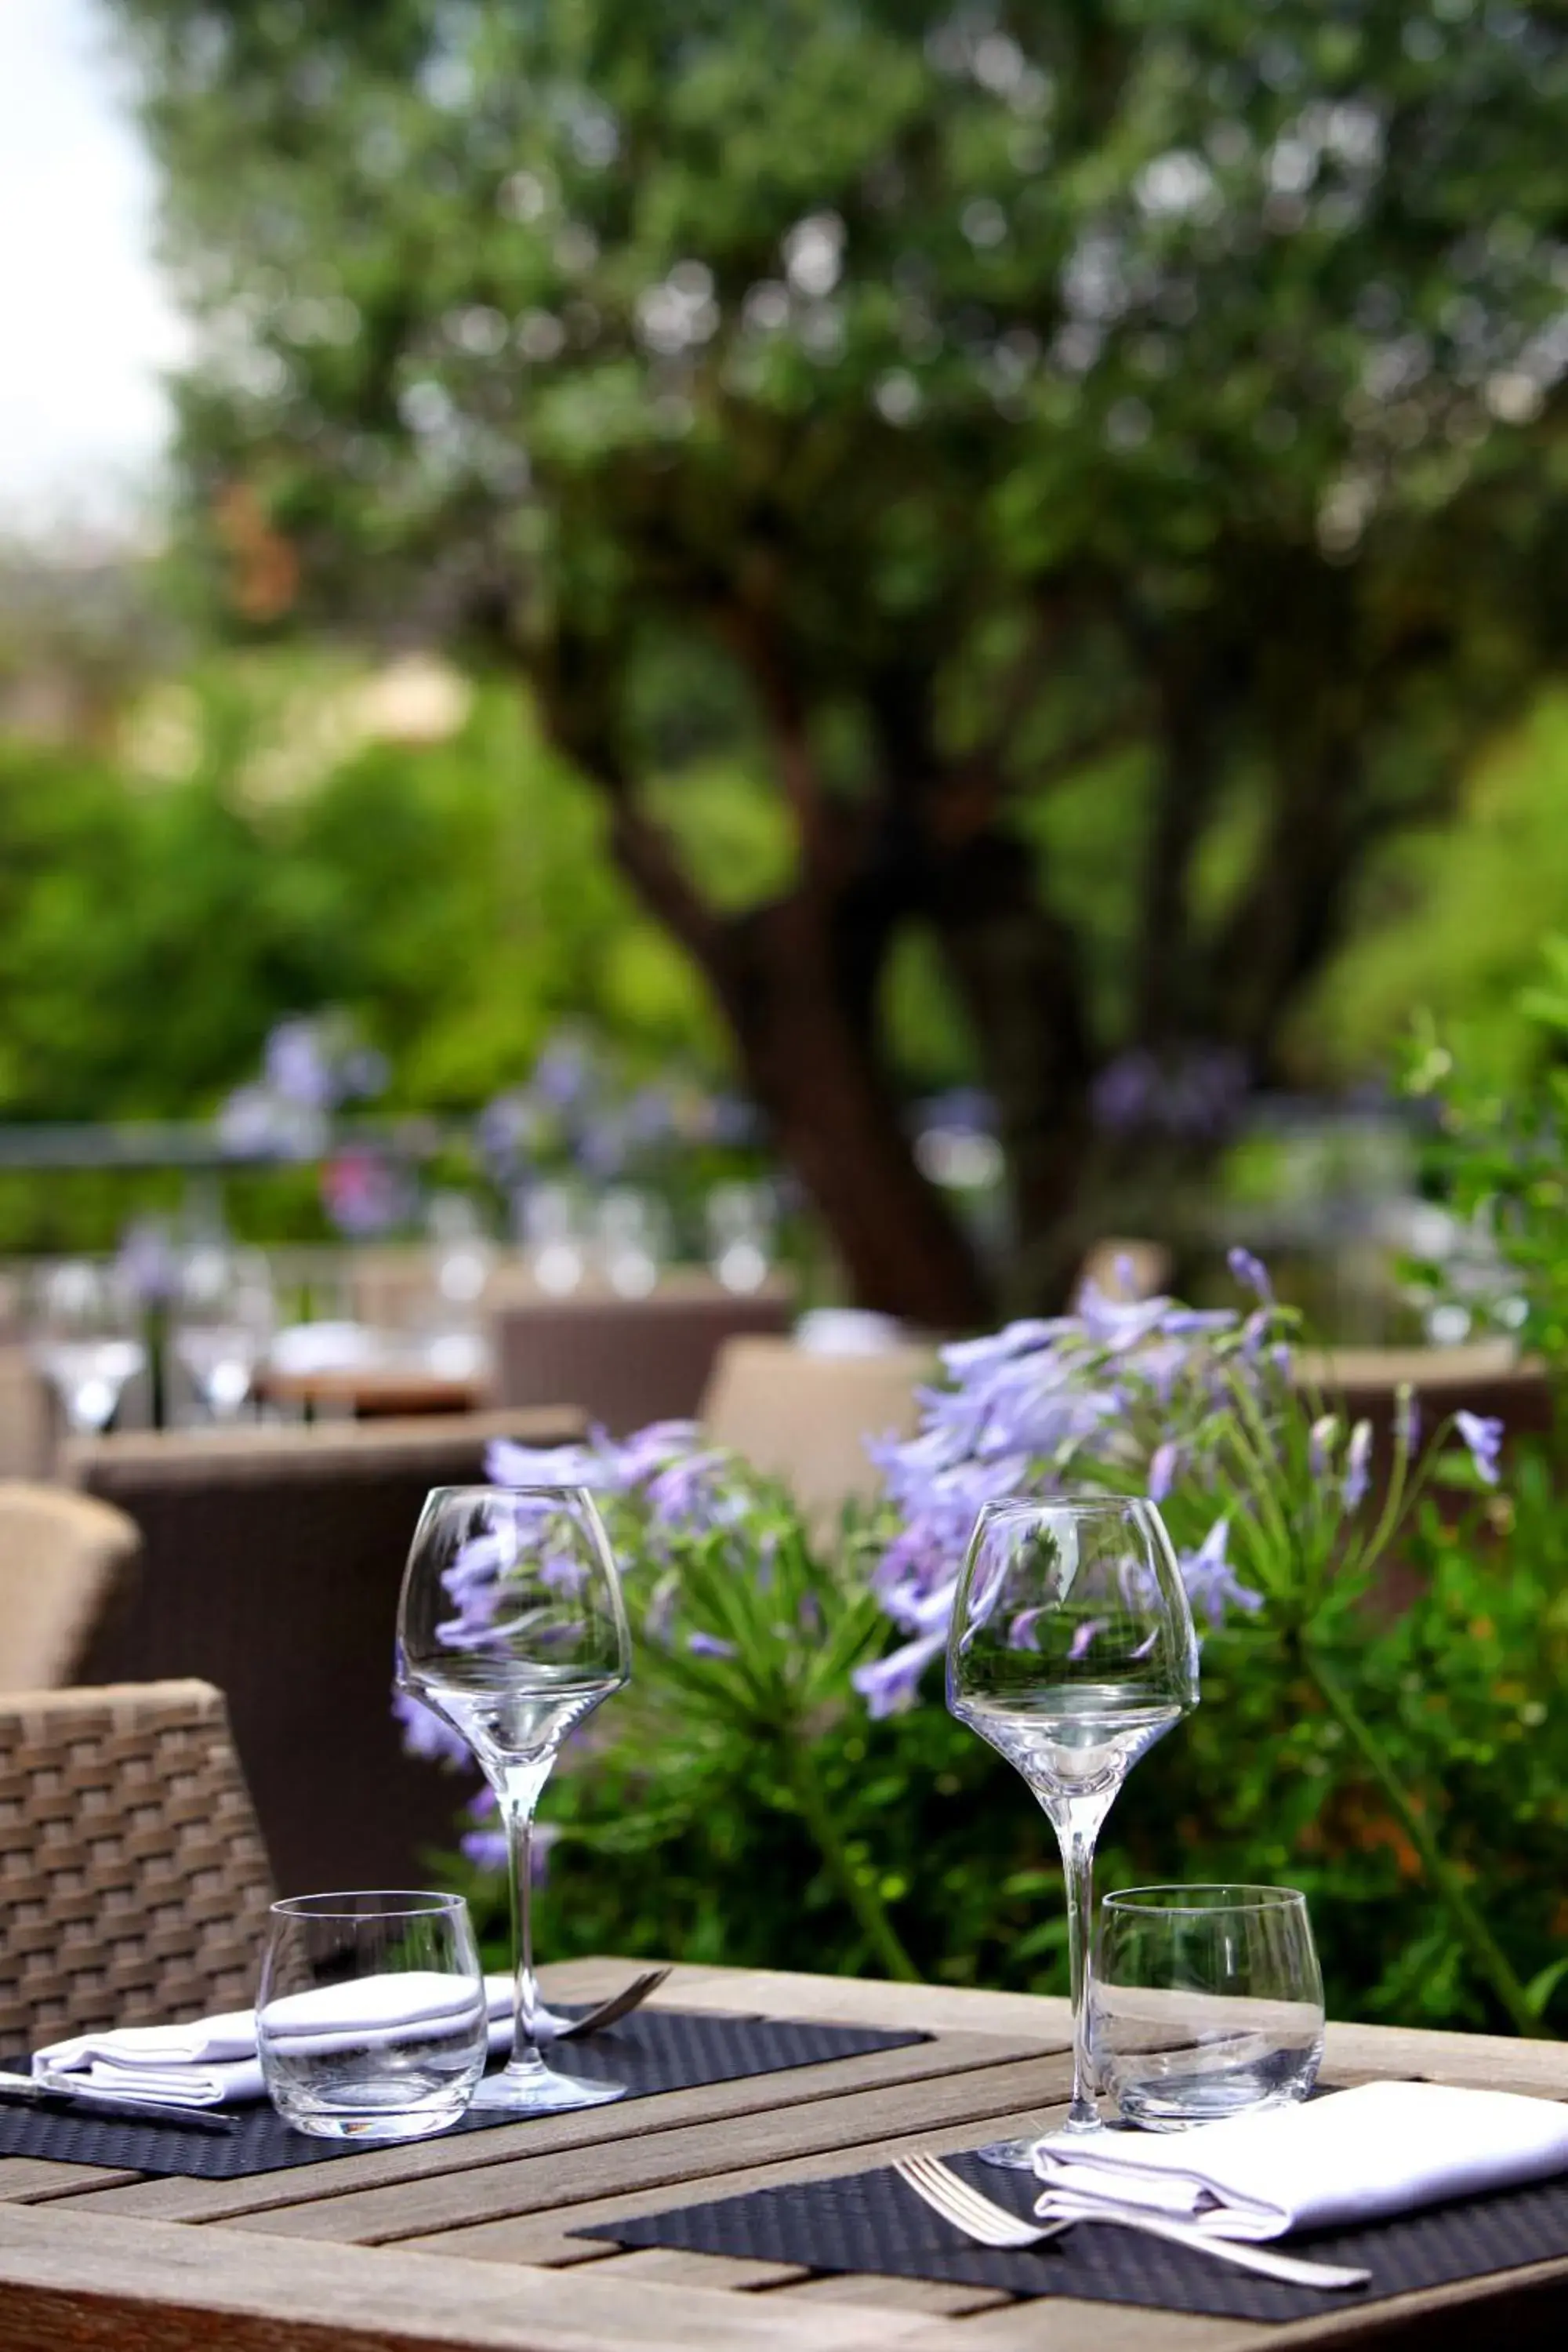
[
  {"x1": 395, "y1": 1485, "x2": 632, "y2": 2113},
  {"x1": 706, "y1": 1182, "x2": 775, "y2": 1295},
  {"x1": 596, "y1": 1188, "x2": 668, "y2": 1298},
  {"x1": 947, "y1": 1493, "x2": 1198, "y2": 2162},
  {"x1": 519, "y1": 1185, "x2": 587, "y2": 1295},
  {"x1": 29, "y1": 1259, "x2": 147, "y2": 1436},
  {"x1": 172, "y1": 1246, "x2": 275, "y2": 1422}
]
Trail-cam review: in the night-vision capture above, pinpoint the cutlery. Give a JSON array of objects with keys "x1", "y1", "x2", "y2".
[
  {"x1": 540, "y1": 1967, "x2": 672, "y2": 2042},
  {"x1": 0, "y1": 2069, "x2": 239, "y2": 2136},
  {"x1": 893, "y1": 2152, "x2": 1370, "y2": 2292}
]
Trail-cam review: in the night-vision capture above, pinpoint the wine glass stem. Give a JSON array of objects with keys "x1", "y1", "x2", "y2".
[
  {"x1": 497, "y1": 1761, "x2": 553, "y2": 2074},
  {"x1": 1051, "y1": 1799, "x2": 1107, "y2": 2132}
]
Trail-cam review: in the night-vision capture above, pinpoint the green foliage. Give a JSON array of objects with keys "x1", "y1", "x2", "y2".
[
  {"x1": 102, "y1": 0, "x2": 1568, "y2": 1313},
  {"x1": 427, "y1": 1392, "x2": 1568, "y2": 2036},
  {"x1": 1301, "y1": 695, "x2": 1568, "y2": 1087},
  {"x1": 0, "y1": 659, "x2": 730, "y2": 1249},
  {"x1": 1406, "y1": 934, "x2": 1568, "y2": 1379},
  {"x1": 0, "y1": 659, "x2": 707, "y2": 1127},
  {"x1": 456, "y1": 1459, "x2": 1568, "y2": 2031}
]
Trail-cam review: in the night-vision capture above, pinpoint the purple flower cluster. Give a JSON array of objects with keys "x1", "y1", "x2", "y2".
[
  {"x1": 1091, "y1": 1044, "x2": 1249, "y2": 1143},
  {"x1": 485, "y1": 1422, "x2": 743, "y2": 1552},
  {"x1": 855, "y1": 1269, "x2": 1276, "y2": 1719},
  {"x1": 216, "y1": 1013, "x2": 388, "y2": 1166},
  {"x1": 477, "y1": 1025, "x2": 758, "y2": 1193}
]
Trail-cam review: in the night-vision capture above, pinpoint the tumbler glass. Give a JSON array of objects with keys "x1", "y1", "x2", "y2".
[
  {"x1": 258, "y1": 1890, "x2": 488, "y2": 2141},
  {"x1": 1090, "y1": 1884, "x2": 1324, "y2": 2131}
]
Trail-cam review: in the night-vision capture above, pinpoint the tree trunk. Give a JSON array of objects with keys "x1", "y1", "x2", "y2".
[
  {"x1": 604, "y1": 799, "x2": 993, "y2": 1327},
  {"x1": 715, "y1": 891, "x2": 992, "y2": 1328},
  {"x1": 923, "y1": 825, "x2": 1098, "y2": 1314}
]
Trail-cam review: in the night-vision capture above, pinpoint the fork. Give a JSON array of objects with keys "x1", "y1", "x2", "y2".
[
  {"x1": 535, "y1": 1968, "x2": 673, "y2": 2043},
  {"x1": 893, "y1": 2153, "x2": 1370, "y2": 2292}
]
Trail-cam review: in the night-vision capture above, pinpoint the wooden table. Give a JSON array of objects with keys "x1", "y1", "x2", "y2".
[
  {"x1": 2, "y1": 1959, "x2": 1566, "y2": 2350},
  {"x1": 256, "y1": 1363, "x2": 485, "y2": 1419}
]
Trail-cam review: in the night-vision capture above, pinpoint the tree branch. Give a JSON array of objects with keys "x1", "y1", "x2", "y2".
[
  {"x1": 604, "y1": 792, "x2": 734, "y2": 980},
  {"x1": 726, "y1": 612, "x2": 840, "y2": 886},
  {"x1": 534, "y1": 621, "x2": 735, "y2": 984}
]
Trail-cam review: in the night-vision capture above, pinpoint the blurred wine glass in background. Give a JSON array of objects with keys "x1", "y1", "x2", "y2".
[
  {"x1": 706, "y1": 1181, "x2": 774, "y2": 1295},
  {"x1": 172, "y1": 1245, "x2": 275, "y2": 1422},
  {"x1": 30, "y1": 1259, "x2": 147, "y2": 1436},
  {"x1": 519, "y1": 1185, "x2": 586, "y2": 1296},
  {"x1": 597, "y1": 1188, "x2": 668, "y2": 1298}
]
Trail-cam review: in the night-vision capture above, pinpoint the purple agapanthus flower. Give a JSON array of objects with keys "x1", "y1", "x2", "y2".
[
  {"x1": 532, "y1": 1035, "x2": 596, "y2": 1111},
  {"x1": 460, "y1": 1788, "x2": 561, "y2": 1880},
  {"x1": 116, "y1": 1217, "x2": 179, "y2": 1307},
  {"x1": 1342, "y1": 1420, "x2": 1374, "y2": 1512},
  {"x1": 860, "y1": 1258, "x2": 1288, "y2": 1704},
  {"x1": 266, "y1": 1017, "x2": 337, "y2": 1111},
  {"x1": 687, "y1": 1630, "x2": 739, "y2": 1660},
  {"x1": 1455, "y1": 1410, "x2": 1504, "y2": 1486},
  {"x1": 851, "y1": 1632, "x2": 946, "y2": 1719},
  {"x1": 392, "y1": 1686, "x2": 470, "y2": 1769},
  {"x1": 1148, "y1": 1440, "x2": 1180, "y2": 1503},
  {"x1": 1180, "y1": 1519, "x2": 1264, "y2": 1627},
  {"x1": 1227, "y1": 1247, "x2": 1273, "y2": 1305}
]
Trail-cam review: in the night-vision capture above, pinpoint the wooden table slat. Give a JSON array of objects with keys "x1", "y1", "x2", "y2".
[
  {"x1": 391, "y1": 2089, "x2": 1075, "y2": 2267},
  {"x1": 212, "y1": 2053, "x2": 1076, "y2": 2242},
  {"x1": 52, "y1": 2027, "x2": 1062, "y2": 2223}
]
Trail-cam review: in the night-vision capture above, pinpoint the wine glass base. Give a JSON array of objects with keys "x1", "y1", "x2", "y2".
[
  {"x1": 470, "y1": 2064, "x2": 626, "y2": 2114},
  {"x1": 974, "y1": 2136, "x2": 1044, "y2": 2172},
  {"x1": 975, "y1": 2109, "x2": 1105, "y2": 2169}
]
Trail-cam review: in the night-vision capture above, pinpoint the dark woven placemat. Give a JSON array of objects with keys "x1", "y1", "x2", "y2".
[
  {"x1": 0, "y1": 2010, "x2": 927, "y2": 2182},
  {"x1": 577, "y1": 2143, "x2": 1568, "y2": 2325}
]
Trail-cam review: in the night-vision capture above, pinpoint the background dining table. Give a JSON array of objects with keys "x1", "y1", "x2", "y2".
[{"x1": 0, "y1": 1958, "x2": 1564, "y2": 2350}]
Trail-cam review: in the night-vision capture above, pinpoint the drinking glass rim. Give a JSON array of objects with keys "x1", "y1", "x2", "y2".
[
  {"x1": 1103, "y1": 1882, "x2": 1308, "y2": 1914},
  {"x1": 269, "y1": 1889, "x2": 469, "y2": 1922},
  {"x1": 422, "y1": 1481, "x2": 599, "y2": 1504},
  {"x1": 975, "y1": 1490, "x2": 1160, "y2": 1522}
]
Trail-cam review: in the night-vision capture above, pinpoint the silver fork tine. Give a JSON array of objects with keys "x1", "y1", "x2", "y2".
[
  {"x1": 550, "y1": 1966, "x2": 672, "y2": 2041},
  {"x1": 905, "y1": 2154, "x2": 1036, "y2": 2231},
  {"x1": 895, "y1": 2155, "x2": 1044, "y2": 2245}
]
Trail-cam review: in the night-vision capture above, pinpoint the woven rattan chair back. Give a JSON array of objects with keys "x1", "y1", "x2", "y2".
[
  {"x1": 701, "y1": 1335, "x2": 935, "y2": 1532},
  {"x1": 0, "y1": 1348, "x2": 54, "y2": 1481},
  {"x1": 489, "y1": 1272, "x2": 793, "y2": 1434},
  {"x1": 66, "y1": 1410, "x2": 588, "y2": 1892},
  {"x1": 0, "y1": 1482, "x2": 141, "y2": 1691},
  {"x1": 0, "y1": 1679, "x2": 275, "y2": 2048}
]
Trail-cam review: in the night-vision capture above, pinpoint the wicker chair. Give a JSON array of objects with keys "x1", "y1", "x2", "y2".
[
  {"x1": 64, "y1": 1409, "x2": 586, "y2": 1894},
  {"x1": 702, "y1": 1334, "x2": 936, "y2": 1529},
  {"x1": 0, "y1": 1346, "x2": 54, "y2": 1481},
  {"x1": 0, "y1": 1679, "x2": 274, "y2": 2048},
  {"x1": 0, "y1": 1481, "x2": 141, "y2": 1691},
  {"x1": 488, "y1": 1270, "x2": 794, "y2": 1435}
]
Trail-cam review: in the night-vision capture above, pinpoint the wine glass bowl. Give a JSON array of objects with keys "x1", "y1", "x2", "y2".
[
  {"x1": 29, "y1": 1259, "x2": 147, "y2": 1436},
  {"x1": 396, "y1": 1485, "x2": 630, "y2": 2114},
  {"x1": 172, "y1": 1245, "x2": 274, "y2": 1423},
  {"x1": 947, "y1": 1494, "x2": 1198, "y2": 2155}
]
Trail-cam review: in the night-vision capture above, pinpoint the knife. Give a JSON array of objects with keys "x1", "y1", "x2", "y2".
[{"x1": 0, "y1": 2069, "x2": 239, "y2": 2135}]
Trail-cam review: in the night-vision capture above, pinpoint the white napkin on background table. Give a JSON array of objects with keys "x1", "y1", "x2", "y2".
[
  {"x1": 1033, "y1": 2081, "x2": 1568, "y2": 2241},
  {"x1": 35, "y1": 1973, "x2": 517, "y2": 2108}
]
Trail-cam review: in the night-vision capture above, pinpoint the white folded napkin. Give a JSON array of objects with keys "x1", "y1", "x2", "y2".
[
  {"x1": 1033, "y1": 2081, "x2": 1568, "y2": 2241},
  {"x1": 35, "y1": 1973, "x2": 517, "y2": 2108}
]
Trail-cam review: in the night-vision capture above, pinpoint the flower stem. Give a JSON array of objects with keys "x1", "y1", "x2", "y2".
[
  {"x1": 1305, "y1": 1648, "x2": 1544, "y2": 2039},
  {"x1": 783, "y1": 1733, "x2": 920, "y2": 1984}
]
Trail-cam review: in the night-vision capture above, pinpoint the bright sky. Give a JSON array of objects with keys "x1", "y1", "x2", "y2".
[{"x1": 0, "y1": 0, "x2": 185, "y2": 540}]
